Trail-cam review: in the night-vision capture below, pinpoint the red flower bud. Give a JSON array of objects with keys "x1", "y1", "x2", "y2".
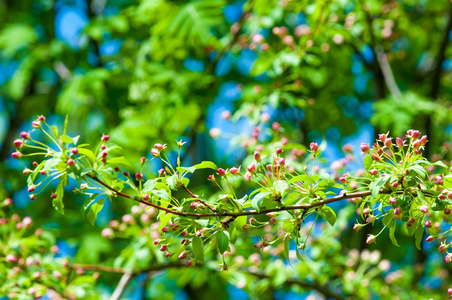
[
  {"x1": 160, "y1": 245, "x2": 168, "y2": 251},
  {"x1": 67, "y1": 159, "x2": 74, "y2": 167},
  {"x1": 445, "y1": 208, "x2": 451, "y2": 215},
  {"x1": 254, "y1": 151, "x2": 261, "y2": 162},
  {"x1": 366, "y1": 235, "x2": 376, "y2": 244},
  {"x1": 20, "y1": 132, "x2": 29, "y2": 139},
  {"x1": 396, "y1": 138, "x2": 404, "y2": 147},
  {"x1": 310, "y1": 142, "x2": 318, "y2": 153},
  {"x1": 426, "y1": 236, "x2": 434, "y2": 242},
  {"x1": 412, "y1": 140, "x2": 421, "y2": 149},
  {"x1": 379, "y1": 134, "x2": 387, "y2": 142},
  {"x1": 384, "y1": 138, "x2": 392, "y2": 148},
  {"x1": 151, "y1": 148, "x2": 159, "y2": 157},
  {"x1": 11, "y1": 152, "x2": 21, "y2": 159},
  {"x1": 247, "y1": 163, "x2": 256, "y2": 173},
  {"x1": 425, "y1": 220, "x2": 432, "y2": 228},
  {"x1": 140, "y1": 157, "x2": 146, "y2": 164},
  {"x1": 217, "y1": 168, "x2": 226, "y2": 176},
  {"x1": 51, "y1": 193, "x2": 57, "y2": 199},
  {"x1": 135, "y1": 173, "x2": 143, "y2": 181},
  {"x1": 154, "y1": 143, "x2": 164, "y2": 150},
  {"x1": 275, "y1": 148, "x2": 282, "y2": 155},
  {"x1": 230, "y1": 167, "x2": 239, "y2": 175},
  {"x1": 178, "y1": 251, "x2": 188, "y2": 259},
  {"x1": 101, "y1": 135, "x2": 110, "y2": 142},
  {"x1": 32, "y1": 121, "x2": 40, "y2": 129},
  {"x1": 360, "y1": 143, "x2": 370, "y2": 153},
  {"x1": 13, "y1": 139, "x2": 23, "y2": 148}
]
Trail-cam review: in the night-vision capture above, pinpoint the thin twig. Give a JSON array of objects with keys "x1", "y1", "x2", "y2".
[
  {"x1": 85, "y1": 173, "x2": 390, "y2": 218},
  {"x1": 182, "y1": 184, "x2": 217, "y2": 212},
  {"x1": 110, "y1": 272, "x2": 133, "y2": 300},
  {"x1": 375, "y1": 45, "x2": 402, "y2": 100}
]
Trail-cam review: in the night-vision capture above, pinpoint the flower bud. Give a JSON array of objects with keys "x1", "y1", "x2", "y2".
[
  {"x1": 438, "y1": 244, "x2": 447, "y2": 253},
  {"x1": 275, "y1": 148, "x2": 282, "y2": 155},
  {"x1": 101, "y1": 228, "x2": 114, "y2": 239},
  {"x1": 101, "y1": 135, "x2": 110, "y2": 142},
  {"x1": 445, "y1": 208, "x2": 451, "y2": 215},
  {"x1": 151, "y1": 148, "x2": 159, "y2": 157},
  {"x1": 160, "y1": 245, "x2": 168, "y2": 251},
  {"x1": 434, "y1": 175, "x2": 444, "y2": 185},
  {"x1": 154, "y1": 143, "x2": 164, "y2": 150},
  {"x1": 32, "y1": 121, "x2": 40, "y2": 129},
  {"x1": 178, "y1": 251, "x2": 188, "y2": 259},
  {"x1": 426, "y1": 236, "x2": 434, "y2": 242},
  {"x1": 439, "y1": 194, "x2": 446, "y2": 200},
  {"x1": 366, "y1": 235, "x2": 376, "y2": 244},
  {"x1": 230, "y1": 167, "x2": 239, "y2": 175},
  {"x1": 28, "y1": 185, "x2": 35, "y2": 193},
  {"x1": 247, "y1": 163, "x2": 256, "y2": 174},
  {"x1": 392, "y1": 182, "x2": 398, "y2": 188},
  {"x1": 135, "y1": 173, "x2": 143, "y2": 181},
  {"x1": 20, "y1": 132, "x2": 29, "y2": 139},
  {"x1": 67, "y1": 159, "x2": 74, "y2": 167},
  {"x1": 384, "y1": 138, "x2": 392, "y2": 147},
  {"x1": 389, "y1": 197, "x2": 396, "y2": 204},
  {"x1": 11, "y1": 152, "x2": 21, "y2": 159},
  {"x1": 217, "y1": 168, "x2": 226, "y2": 176},
  {"x1": 412, "y1": 140, "x2": 421, "y2": 149},
  {"x1": 369, "y1": 169, "x2": 378, "y2": 176},
  {"x1": 420, "y1": 205, "x2": 428, "y2": 213},
  {"x1": 6, "y1": 255, "x2": 17, "y2": 263},
  {"x1": 13, "y1": 139, "x2": 23, "y2": 148},
  {"x1": 446, "y1": 254, "x2": 452, "y2": 264},
  {"x1": 394, "y1": 207, "x2": 401, "y2": 215},
  {"x1": 363, "y1": 208, "x2": 370, "y2": 215},
  {"x1": 396, "y1": 137, "x2": 404, "y2": 147},
  {"x1": 140, "y1": 157, "x2": 146, "y2": 164},
  {"x1": 420, "y1": 135, "x2": 428, "y2": 145},
  {"x1": 379, "y1": 134, "x2": 387, "y2": 142},
  {"x1": 254, "y1": 151, "x2": 261, "y2": 162},
  {"x1": 161, "y1": 226, "x2": 168, "y2": 233},
  {"x1": 425, "y1": 220, "x2": 432, "y2": 228},
  {"x1": 244, "y1": 171, "x2": 252, "y2": 181},
  {"x1": 51, "y1": 193, "x2": 57, "y2": 199},
  {"x1": 310, "y1": 142, "x2": 319, "y2": 153},
  {"x1": 360, "y1": 143, "x2": 370, "y2": 153}
]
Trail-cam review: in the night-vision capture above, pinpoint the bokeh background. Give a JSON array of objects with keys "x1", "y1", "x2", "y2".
[{"x1": 2, "y1": 0, "x2": 452, "y2": 299}]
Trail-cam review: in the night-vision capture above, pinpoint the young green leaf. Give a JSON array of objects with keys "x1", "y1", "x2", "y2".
[
  {"x1": 192, "y1": 236, "x2": 204, "y2": 262},
  {"x1": 216, "y1": 231, "x2": 229, "y2": 254}
]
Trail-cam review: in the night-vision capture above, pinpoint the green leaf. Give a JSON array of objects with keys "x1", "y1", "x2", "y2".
[
  {"x1": 250, "y1": 56, "x2": 272, "y2": 76},
  {"x1": 363, "y1": 155, "x2": 373, "y2": 170},
  {"x1": 107, "y1": 156, "x2": 132, "y2": 167},
  {"x1": 166, "y1": 175, "x2": 177, "y2": 190},
  {"x1": 234, "y1": 216, "x2": 247, "y2": 231},
  {"x1": 407, "y1": 164, "x2": 428, "y2": 179},
  {"x1": 433, "y1": 161, "x2": 447, "y2": 169},
  {"x1": 389, "y1": 220, "x2": 400, "y2": 247},
  {"x1": 251, "y1": 192, "x2": 268, "y2": 212},
  {"x1": 288, "y1": 175, "x2": 315, "y2": 184},
  {"x1": 151, "y1": 189, "x2": 170, "y2": 202},
  {"x1": 78, "y1": 148, "x2": 96, "y2": 164},
  {"x1": 273, "y1": 180, "x2": 289, "y2": 195},
  {"x1": 82, "y1": 194, "x2": 97, "y2": 212},
  {"x1": 216, "y1": 231, "x2": 229, "y2": 254},
  {"x1": 283, "y1": 234, "x2": 291, "y2": 264},
  {"x1": 60, "y1": 135, "x2": 74, "y2": 144},
  {"x1": 414, "y1": 223, "x2": 424, "y2": 250},
  {"x1": 53, "y1": 178, "x2": 65, "y2": 214},
  {"x1": 321, "y1": 206, "x2": 336, "y2": 226},
  {"x1": 86, "y1": 198, "x2": 106, "y2": 226},
  {"x1": 192, "y1": 236, "x2": 204, "y2": 262},
  {"x1": 192, "y1": 161, "x2": 218, "y2": 171}
]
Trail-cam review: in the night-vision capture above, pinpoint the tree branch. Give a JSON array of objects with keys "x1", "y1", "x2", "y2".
[
  {"x1": 110, "y1": 272, "x2": 134, "y2": 300},
  {"x1": 375, "y1": 45, "x2": 402, "y2": 99},
  {"x1": 85, "y1": 173, "x2": 390, "y2": 218},
  {"x1": 182, "y1": 184, "x2": 217, "y2": 212}
]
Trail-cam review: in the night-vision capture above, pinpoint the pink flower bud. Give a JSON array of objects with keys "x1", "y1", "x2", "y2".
[
  {"x1": 434, "y1": 175, "x2": 444, "y2": 185},
  {"x1": 379, "y1": 134, "x2": 387, "y2": 142},
  {"x1": 4, "y1": 198, "x2": 12, "y2": 206},
  {"x1": 32, "y1": 121, "x2": 40, "y2": 129},
  {"x1": 243, "y1": 224, "x2": 252, "y2": 231},
  {"x1": 412, "y1": 140, "x2": 421, "y2": 149},
  {"x1": 101, "y1": 228, "x2": 114, "y2": 239},
  {"x1": 448, "y1": 288, "x2": 452, "y2": 295},
  {"x1": 269, "y1": 217, "x2": 277, "y2": 225},
  {"x1": 71, "y1": 147, "x2": 78, "y2": 155},
  {"x1": 151, "y1": 148, "x2": 159, "y2": 157},
  {"x1": 35, "y1": 229, "x2": 42, "y2": 236},
  {"x1": 360, "y1": 143, "x2": 370, "y2": 153},
  {"x1": 372, "y1": 154, "x2": 381, "y2": 161},
  {"x1": 366, "y1": 235, "x2": 376, "y2": 244},
  {"x1": 178, "y1": 251, "x2": 188, "y2": 259},
  {"x1": 426, "y1": 236, "x2": 434, "y2": 242},
  {"x1": 230, "y1": 167, "x2": 239, "y2": 175},
  {"x1": 396, "y1": 138, "x2": 404, "y2": 147},
  {"x1": 67, "y1": 159, "x2": 74, "y2": 166},
  {"x1": 217, "y1": 168, "x2": 226, "y2": 176},
  {"x1": 271, "y1": 122, "x2": 280, "y2": 131},
  {"x1": 135, "y1": 173, "x2": 143, "y2": 181},
  {"x1": 363, "y1": 208, "x2": 370, "y2": 215},
  {"x1": 438, "y1": 244, "x2": 447, "y2": 253},
  {"x1": 20, "y1": 131, "x2": 29, "y2": 139},
  {"x1": 439, "y1": 194, "x2": 446, "y2": 200},
  {"x1": 160, "y1": 245, "x2": 168, "y2": 251},
  {"x1": 6, "y1": 255, "x2": 17, "y2": 263},
  {"x1": 165, "y1": 251, "x2": 171, "y2": 257},
  {"x1": 158, "y1": 169, "x2": 165, "y2": 176},
  {"x1": 29, "y1": 194, "x2": 36, "y2": 201},
  {"x1": 51, "y1": 193, "x2": 57, "y2": 199},
  {"x1": 189, "y1": 202, "x2": 198, "y2": 210},
  {"x1": 275, "y1": 148, "x2": 283, "y2": 155},
  {"x1": 420, "y1": 205, "x2": 428, "y2": 213},
  {"x1": 369, "y1": 169, "x2": 378, "y2": 176},
  {"x1": 38, "y1": 115, "x2": 45, "y2": 122},
  {"x1": 13, "y1": 139, "x2": 23, "y2": 148},
  {"x1": 420, "y1": 135, "x2": 428, "y2": 145},
  {"x1": 140, "y1": 157, "x2": 146, "y2": 164},
  {"x1": 185, "y1": 260, "x2": 194, "y2": 267},
  {"x1": 389, "y1": 197, "x2": 396, "y2": 204},
  {"x1": 253, "y1": 151, "x2": 261, "y2": 162},
  {"x1": 411, "y1": 130, "x2": 420, "y2": 139},
  {"x1": 23, "y1": 216, "x2": 32, "y2": 227},
  {"x1": 51, "y1": 245, "x2": 59, "y2": 253},
  {"x1": 446, "y1": 254, "x2": 452, "y2": 263},
  {"x1": 445, "y1": 208, "x2": 451, "y2": 215},
  {"x1": 101, "y1": 151, "x2": 108, "y2": 158},
  {"x1": 11, "y1": 152, "x2": 21, "y2": 159},
  {"x1": 394, "y1": 207, "x2": 401, "y2": 215},
  {"x1": 28, "y1": 288, "x2": 36, "y2": 295},
  {"x1": 100, "y1": 145, "x2": 106, "y2": 150},
  {"x1": 161, "y1": 226, "x2": 168, "y2": 233},
  {"x1": 310, "y1": 142, "x2": 319, "y2": 153},
  {"x1": 384, "y1": 138, "x2": 392, "y2": 147},
  {"x1": 28, "y1": 185, "x2": 35, "y2": 193},
  {"x1": 247, "y1": 163, "x2": 256, "y2": 173},
  {"x1": 154, "y1": 143, "x2": 164, "y2": 150},
  {"x1": 101, "y1": 135, "x2": 110, "y2": 142},
  {"x1": 221, "y1": 110, "x2": 231, "y2": 120}
]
